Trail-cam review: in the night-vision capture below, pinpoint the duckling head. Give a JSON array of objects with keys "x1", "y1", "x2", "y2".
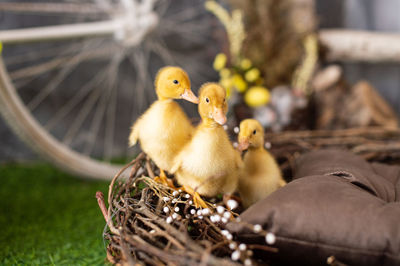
[
  {"x1": 237, "y1": 119, "x2": 264, "y2": 151},
  {"x1": 155, "y1": 66, "x2": 199, "y2": 103},
  {"x1": 198, "y1": 82, "x2": 228, "y2": 125}
]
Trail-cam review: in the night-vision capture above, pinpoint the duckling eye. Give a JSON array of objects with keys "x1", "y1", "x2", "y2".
[
  {"x1": 253, "y1": 130, "x2": 257, "y2": 135},
  {"x1": 205, "y1": 97, "x2": 210, "y2": 103},
  {"x1": 173, "y1": 80, "x2": 179, "y2": 84}
]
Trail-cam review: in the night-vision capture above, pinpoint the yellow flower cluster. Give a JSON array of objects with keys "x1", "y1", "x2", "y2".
[
  {"x1": 213, "y1": 53, "x2": 227, "y2": 71},
  {"x1": 213, "y1": 54, "x2": 270, "y2": 107},
  {"x1": 206, "y1": 0, "x2": 269, "y2": 108},
  {"x1": 244, "y1": 86, "x2": 270, "y2": 107},
  {"x1": 0, "y1": 42, "x2": 2, "y2": 54}
]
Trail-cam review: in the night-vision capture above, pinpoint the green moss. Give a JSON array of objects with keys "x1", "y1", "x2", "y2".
[{"x1": 0, "y1": 163, "x2": 110, "y2": 265}]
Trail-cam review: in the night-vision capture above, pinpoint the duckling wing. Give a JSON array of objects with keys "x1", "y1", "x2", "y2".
[
  {"x1": 134, "y1": 100, "x2": 194, "y2": 172},
  {"x1": 170, "y1": 153, "x2": 182, "y2": 174},
  {"x1": 234, "y1": 149, "x2": 244, "y2": 169},
  {"x1": 128, "y1": 118, "x2": 141, "y2": 147}
]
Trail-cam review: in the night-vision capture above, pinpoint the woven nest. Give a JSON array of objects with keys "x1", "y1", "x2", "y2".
[{"x1": 96, "y1": 127, "x2": 400, "y2": 266}]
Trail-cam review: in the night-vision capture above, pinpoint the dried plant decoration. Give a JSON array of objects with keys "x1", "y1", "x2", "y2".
[
  {"x1": 205, "y1": 1, "x2": 245, "y2": 63},
  {"x1": 229, "y1": 0, "x2": 316, "y2": 88},
  {"x1": 291, "y1": 34, "x2": 318, "y2": 95}
]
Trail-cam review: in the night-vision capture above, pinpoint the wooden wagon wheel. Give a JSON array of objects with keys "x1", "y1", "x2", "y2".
[{"x1": 0, "y1": 0, "x2": 216, "y2": 179}]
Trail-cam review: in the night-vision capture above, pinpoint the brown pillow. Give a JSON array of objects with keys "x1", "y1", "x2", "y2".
[{"x1": 227, "y1": 150, "x2": 400, "y2": 265}]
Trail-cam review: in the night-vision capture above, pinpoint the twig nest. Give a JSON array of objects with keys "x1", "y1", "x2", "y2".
[{"x1": 100, "y1": 127, "x2": 400, "y2": 265}]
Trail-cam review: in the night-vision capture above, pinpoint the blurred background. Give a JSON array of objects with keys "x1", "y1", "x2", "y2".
[
  {"x1": 0, "y1": 0, "x2": 399, "y2": 264},
  {"x1": 0, "y1": 0, "x2": 219, "y2": 164},
  {"x1": 1, "y1": 0, "x2": 399, "y2": 163},
  {"x1": 319, "y1": 0, "x2": 400, "y2": 114}
]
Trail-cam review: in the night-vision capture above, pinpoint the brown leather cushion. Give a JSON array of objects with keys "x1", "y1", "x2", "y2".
[{"x1": 227, "y1": 150, "x2": 400, "y2": 265}]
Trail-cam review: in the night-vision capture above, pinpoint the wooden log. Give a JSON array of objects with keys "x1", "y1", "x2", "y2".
[{"x1": 319, "y1": 29, "x2": 400, "y2": 62}]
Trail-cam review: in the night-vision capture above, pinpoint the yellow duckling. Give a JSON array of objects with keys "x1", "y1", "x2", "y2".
[
  {"x1": 237, "y1": 119, "x2": 286, "y2": 208},
  {"x1": 171, "y1": 83, "x2": 242, "y2": 208},
  {"x1": 129, "y1": 66, "x2": 199, "y2": 184}
]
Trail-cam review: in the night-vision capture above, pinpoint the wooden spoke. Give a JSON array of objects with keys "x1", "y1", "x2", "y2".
[
  {"x1": 44, "y1": 68, "x2": 108, "y2": 131},
  {"x1": 0, "y1": 2, "x2": 111, "y2": 15}
]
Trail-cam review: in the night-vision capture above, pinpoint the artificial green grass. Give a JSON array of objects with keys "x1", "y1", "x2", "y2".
[{"x1": 0, "y1": 163, "x2": 110, "y2": 265}]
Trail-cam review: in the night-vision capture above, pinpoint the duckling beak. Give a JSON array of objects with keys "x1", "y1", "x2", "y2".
[
  {"x1": 213, "y1": 107, "x2": 227, "y2": 125},
  {"x1": 237, "y1": 138, "x2": 249, "y2": 152},
  {"x1": 181, "y1": 89, "x2": 199, "y2": 104}
]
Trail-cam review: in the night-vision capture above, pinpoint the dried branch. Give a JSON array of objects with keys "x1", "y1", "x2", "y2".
[{"x1": 95, "y1": 191, "x2": 108, "y2": 222}]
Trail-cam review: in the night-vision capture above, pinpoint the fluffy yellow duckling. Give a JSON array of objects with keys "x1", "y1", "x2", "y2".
[
  {"x1": 129, "y1": 66, "x2": 199, "y2": 184},
  {"x1": 237, "y1": 119, "x2": 286, "y2": 208},
  {"x1": 171, "y1": 83, "x2": 242, "y2": 207}
]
